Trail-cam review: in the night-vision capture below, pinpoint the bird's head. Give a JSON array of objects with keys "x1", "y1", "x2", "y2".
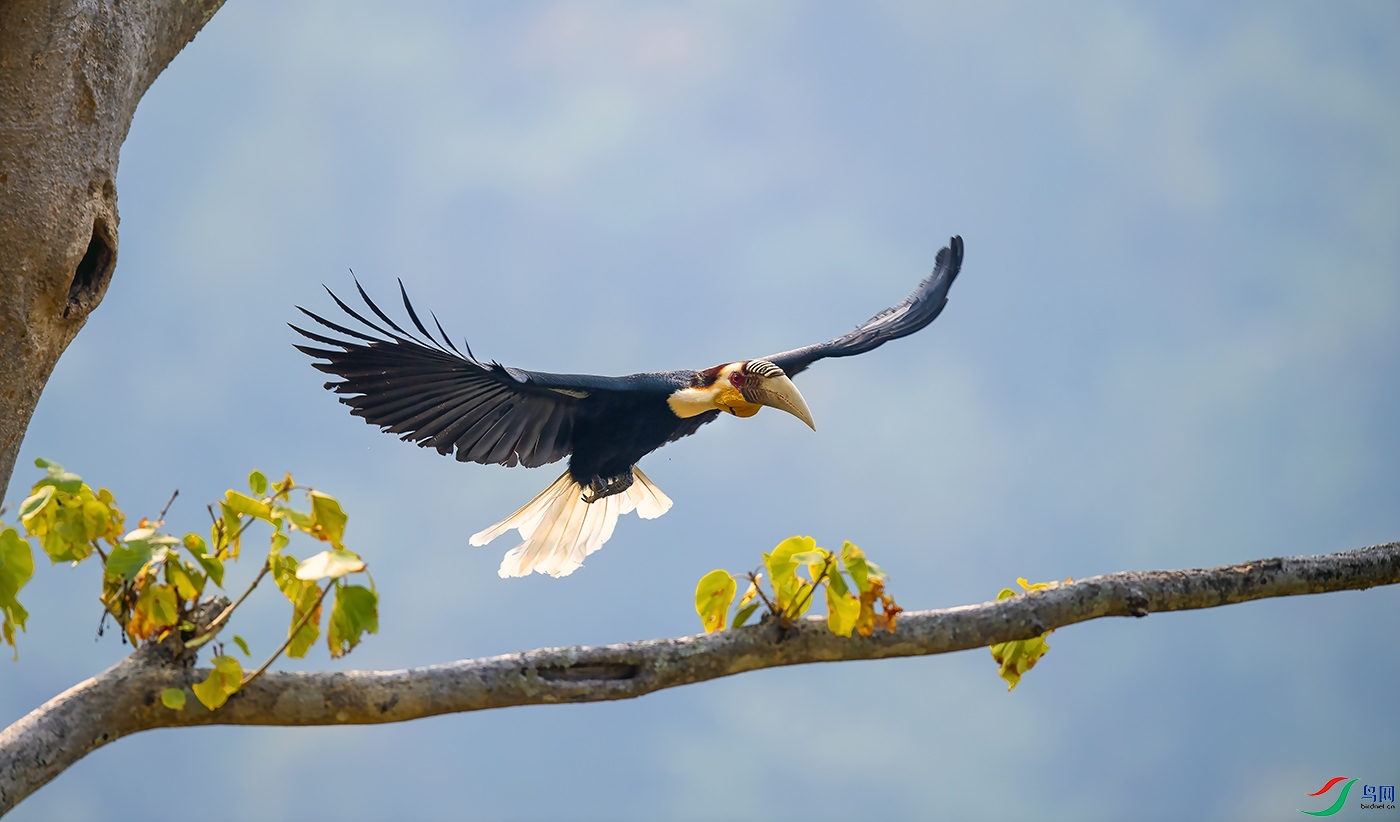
[{"x1": 668, "y1": 359, "x2": 816, "y2": 430}]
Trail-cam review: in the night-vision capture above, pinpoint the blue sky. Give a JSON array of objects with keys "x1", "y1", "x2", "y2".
[{"x1": 5, "y1": 3, "x2": 1398, "y2": 819}]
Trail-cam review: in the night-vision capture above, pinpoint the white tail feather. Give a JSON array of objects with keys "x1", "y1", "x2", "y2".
[{"x1": 471, "y1": 468, "x2": 671, "y2": 578}]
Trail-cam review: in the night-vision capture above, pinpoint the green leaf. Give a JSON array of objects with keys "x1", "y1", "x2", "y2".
[
  {"x1": 224, "y1": 491, "x2": 272, "y2": 521},
  {"x1": 182, "y1": 533, "x2": 224, "y2": 587},
  {"x1": 248, "y1": 470, "x2": 268, "y2": 497},
  {"x1": 231, "y1": 634, "x2": 251, "y2": 656},
  {"x1": 295, "y1": 550, "x2": 365, "y2": 581},
  {"x1": 732, "y1": 601, "x2": 761, "y2": 629},
  {"x1": 327, "y1": 584, "x2": 378, "y2": 658},
  {"x1": 272, "y1": 554, "x2": 322, "y2": 658},
  {"x1": 191, "y1": 655, "x2": 243, "y2": 710},
  {"x1": 695, "y1": 569, "x2": 737, "y2": 633},
  {"x1": 308, "y1": 491, "x2": 348, "y2": 549},
  {"x1": 33, "y1": 458, "x2": 83, "y2": 493},
  {"x1": 841, "y1": 541, "x2": 871, "y2": 593},
  {"x1": 160, "y1": 688, "x2": 186, "y2": 711},
  {"x1": 219, "y1": 501, "x2": 242, "y2": 558},
  {"x1": 105, "y1": 539, "x2": 155, "y2": 583},
  {"x1": 279, "y1": 507, "x2": 314, "y2": 533},
  {"x1": 0, "y1": 527, "x2": 35, "y2": 655}
]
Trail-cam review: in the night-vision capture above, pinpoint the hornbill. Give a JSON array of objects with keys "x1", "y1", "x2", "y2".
[{"x1": 293, "y1": 236, "x2": 964, "y2": 578}]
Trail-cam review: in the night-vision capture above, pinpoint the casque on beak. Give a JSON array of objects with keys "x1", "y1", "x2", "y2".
[{"x1": 741, "y1": 362, "x2": 816, "y2": 430}]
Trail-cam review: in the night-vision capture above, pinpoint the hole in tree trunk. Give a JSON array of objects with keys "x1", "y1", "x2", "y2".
[{"x1": 64, "y1": 219, "x2": 114, "y2": 318}]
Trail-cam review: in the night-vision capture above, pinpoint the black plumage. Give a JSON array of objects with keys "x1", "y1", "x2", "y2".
[
  {"x1": 292, "y1": 236, "x2": 963, "y2": 576},
  {"x1": 294, "y1": 236, "x2": 961, "y2": 484}
]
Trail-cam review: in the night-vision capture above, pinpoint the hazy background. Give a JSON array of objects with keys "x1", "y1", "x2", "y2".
[{"x1": 5, "y1": 2, "x2": 1398, "y2": 819}]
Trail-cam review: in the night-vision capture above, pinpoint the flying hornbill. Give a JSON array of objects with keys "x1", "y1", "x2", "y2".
[{"x1": 293, "y1": 236, "x2": 964, "y2": 578}]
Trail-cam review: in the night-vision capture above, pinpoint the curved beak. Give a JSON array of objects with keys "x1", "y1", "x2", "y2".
[{"x1": 746, "y1": 373, "x2": 816, "y2": 430}]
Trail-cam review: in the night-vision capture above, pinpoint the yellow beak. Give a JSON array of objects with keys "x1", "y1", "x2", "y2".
[{"x1": 747, "y1": 373, "x2": 816, "y2": 430}]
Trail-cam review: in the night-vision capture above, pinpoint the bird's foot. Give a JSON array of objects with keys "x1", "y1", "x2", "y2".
[{"x1": 581, "y1": 472, "x2": 634, "y2": 504}]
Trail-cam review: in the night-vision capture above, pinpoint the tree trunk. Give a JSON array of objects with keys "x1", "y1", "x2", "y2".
[{"x1": 0, "y1": 0, "x2": 227, "y2": 502}]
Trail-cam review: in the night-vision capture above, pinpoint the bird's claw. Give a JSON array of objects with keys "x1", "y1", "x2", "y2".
[{"x1": 581, "y1": 472, "x2": 634, "y2": 504}]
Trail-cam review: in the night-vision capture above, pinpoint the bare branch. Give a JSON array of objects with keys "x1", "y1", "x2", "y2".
[{"x1": 1, "y1": 541, "x2": 1395, "y2": 814}]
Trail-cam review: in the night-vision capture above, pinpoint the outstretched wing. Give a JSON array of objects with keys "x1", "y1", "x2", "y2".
[
  {"x1": 292, "y1": 282, "x2": 653, "y2": 468},
  {"x1": 763, "y1": 236, "x2": 964, "y2": 377}
]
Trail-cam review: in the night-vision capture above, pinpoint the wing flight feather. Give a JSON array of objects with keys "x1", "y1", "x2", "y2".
[
  {"x1": 763, "y1": 236, "x2": 964, "y2": 377},
  {"x1": 292, "y1": 284, "x2": 630, "y2": 468}
]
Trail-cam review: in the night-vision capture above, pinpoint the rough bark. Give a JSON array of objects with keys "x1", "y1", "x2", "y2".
[
  {"x1": 2, "y1": 541, "x2": 1396, "y2": 815},
  {"x1": 0, "y1": 0, "x2": 227, "y2": 503}
]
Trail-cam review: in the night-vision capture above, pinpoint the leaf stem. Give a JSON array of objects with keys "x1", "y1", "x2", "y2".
[
  {"x1": 787, "y1": 556, "x2": 834, "y2": 621},
  {"x1": 240, "y1": 580, "x2": 333, "y2": 687},
  {"x1": 745, "y1": 570, "x2": 780, "y2": 618},
  {"x1": 190, "y1": 559, "x2": 270, "y2": 646}
]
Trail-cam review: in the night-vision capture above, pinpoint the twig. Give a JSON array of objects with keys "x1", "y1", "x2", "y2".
[
  {"x1": 156, "y1": 489, "x2": 179, "y2": 523},
  {"x1": 745, "y1": 570, "x2": 780, "y2": 617},
  {"x1": 239, "y1": 580, "x2": 334, "y2": 687},
  {"x1": 188, "y1": 560, "x2": 271, "y2": 647}
]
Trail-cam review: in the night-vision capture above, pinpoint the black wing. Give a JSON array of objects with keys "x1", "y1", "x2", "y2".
[
  {"x1": 763, "y1": 236, "x2": 964, "y2": 377},
  {"x1": 292, "y1": 281, "x2": 674, "y2": 468}
]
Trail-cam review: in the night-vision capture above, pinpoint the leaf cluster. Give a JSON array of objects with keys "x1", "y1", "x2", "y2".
[
  {"x1": 695, "y1": 536, "x2": 902, "y2": 637},
  {"x1": 2, "y1": 460, "x2": 379, "y2": 712},
  {"x1": 988, "y1": 577, "x2": 1070, "y2": 691}
]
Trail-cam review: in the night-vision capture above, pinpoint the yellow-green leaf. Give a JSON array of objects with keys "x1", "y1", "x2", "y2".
[
  {"x1": 0, "y1": 527, "x2": 35, "y2": 655},
  {"x1": 182, "y1": 533, "x2": 225, "y2": 587},
  {"x1": 224, "y1": 490, "x2": 272, "y2": 521},
  {"x1": 166, "y1": 562, "x2": 204, "y2": 600},
  {"x1": 295, "y1": 549, "x2": 365, "y2": 581},
  {"x1": 825, "y1": 580, "x2": 861, "y2": 637},
  {"x1": 272, "y1": 554, "x2": 322, "y2": 658},
  {"x1": 990, "y1": 634, "x2": 1052, "y2": 691},
  {"x1": 248, "y1": 470, "x2": 268, "y2": 497},
  {"x1": 327, "y1": 584, "x2": 378, "y2": 658},
  {"x1": 192, "y1": 655, "x2": 243, "y2": 710},
  {"x1": 219, "y1": 501, "x2": 242, "y2": 559},
  {"x1": 125, "y1": 583, "x2": 179, "y2": 643},
  {"x1": 232, "y1": 634, "x2": 251, "y2": 656},
  {"x1": 17, "y1": 485, "x2": 56, "y2": 530},
  {"x1": 160, "y1": 688, "x2": 186, "y2": 711},
  {"x1": 308, "y1": 491, "x2": 348, "y2": 549},
  {"x1": 763, "y1": 536, "x2": 815, "y2": 615},
  {"x1": 736, "y1": 578, "x2": 760, "y2": 610},
  {"x1": 279, "y1": 507, "x2": 314, "y2": 533},
  {"x1": 695, "y1": 569, "x2": 737, "y2": 633},
  {"x1": 841, "y1": 541, "x2": 871, "y2": 593},
  {"x1": 138, "y1": 584, "x2": 179, "y2": 627},
  {"x1": 988, "y1": 581, "x2": 1059, "y2": 690}
]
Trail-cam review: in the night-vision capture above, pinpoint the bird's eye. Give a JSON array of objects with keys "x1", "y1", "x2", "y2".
[{"x1": 729, "y1": 370, "x2": 745, "y2": 387}]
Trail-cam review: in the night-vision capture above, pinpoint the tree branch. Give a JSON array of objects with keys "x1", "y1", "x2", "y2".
[
  {"x1": 0, "y1": 0, "x2": 228, "y2": 501},
  {"x1": 2, "y1": 541, "x2": 1396, "y2": 814}
]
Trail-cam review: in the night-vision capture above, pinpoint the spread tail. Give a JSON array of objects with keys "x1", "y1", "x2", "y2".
[{"x1": 469, "y1": 467, "x2": 672, "y2": 578}]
